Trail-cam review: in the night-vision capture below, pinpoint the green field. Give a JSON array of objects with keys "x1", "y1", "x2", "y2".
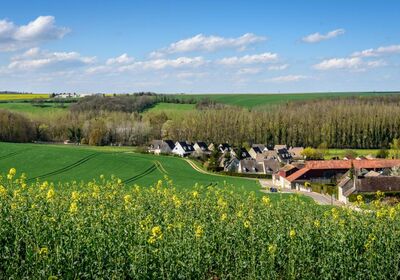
[
  {"x1": 171, "y1": 91, "x2": 400, "y2": 108},
  {"x1": 326, "y1": 149, "x2": 379, "y2": 159},
  {"x1": 0, "y1": 102, "x2": 69, "y2": 118},
  {"x1": 0, "y1": 142, "x2": 263, "y2": 192},
  {"x1": 0, "y1": 94, "x2": 49, "y2": 100},
  {"x1": 144, "y1": 102, "x2": 195, "y2": 117}
]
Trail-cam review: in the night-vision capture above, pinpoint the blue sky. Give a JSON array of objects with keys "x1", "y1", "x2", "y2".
[{"x1": 0, "y1": 0, "x2": 399, "y2": 93}]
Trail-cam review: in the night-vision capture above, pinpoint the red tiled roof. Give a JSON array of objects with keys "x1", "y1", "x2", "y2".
[
  {"x1": 305, "y1": 159, "x2": 400, "y2": 170},
  {"x1": 286, "y1": 159, "x2": 400, "y2": 182},
  {"x1": 286, "y1": 168, "x2": 310, "y2": 182}
]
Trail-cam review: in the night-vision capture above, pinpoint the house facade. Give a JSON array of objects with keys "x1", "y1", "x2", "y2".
[
  {"x1": 148, "y1": 140, "x2": 175, "y2": 155},
  {"x1": 172, "y1": 141, "x2": 195, "y2": 157}
]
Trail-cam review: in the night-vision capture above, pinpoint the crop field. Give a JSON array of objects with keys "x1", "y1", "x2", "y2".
[
  {"x1": 0, "y1": 142, "x2": 263, "y2": 192},
  {"x1": 0, "y1": 102, "x2": 69, "y2": 118},
  {"x1": 171, "y1": 91, "x2": 400, "y2": 108},
  {"x1": 144, "y1": 102, "x2": 195, "y2": 118},
  {"x1": 0, "y1": 94, "x2": 49, "y2": 101},
  {"x1": 1, "y1": 174, "x2": 399, "y2": 278}
]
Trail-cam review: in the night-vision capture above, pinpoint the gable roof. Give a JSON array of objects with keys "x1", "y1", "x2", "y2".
[
  {"x1": 251, "y1": 146, "x2": 262, "y2": 154},
  {"x1": 233, "y1": 147, "x2": 251, "y2": 159},
  {"x1": 176, "y1": 141, "x2": 194, "y2": 152},
  {"x1": 195, "y1": 141, "x2": 209, "y2": 151},
  {"x1": 163, "y1": 140, "x2": 175, "y2": 150},
  {"x1": 286, "y1": 159, "x2": 400, "y2": 182},
  {"x1": 274, "y1": 144, "x2": 287, "y2": 150}
]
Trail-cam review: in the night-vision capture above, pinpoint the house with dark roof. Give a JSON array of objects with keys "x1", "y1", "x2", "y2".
[
  {"x1": 218, "y1": 143, "x2": 232, "y2": 153},
  {"x1": 224, "y1": 157, "x2": 240, "y2": 172},
  {"x1": 148, "y1": 140, "x2": 175, "y2": 155},
  {"x1": 249, "y1": 144, "x2": 267, "y2": 159},
  {"x1": 277, "y1": 159, "x2": 400, "y2": 189},
  {"x1": 172, "y1": 141, "x2": 195, "y2": 157},
  {"x1": 231, "y1": 147, "x2": 251, "y2": 160},
  {"x1": 193, "y1": 141, "x2": 211, "y2": 156},
  {"x1": 276, "y1": 148, "x2": 292, "y2": 163},
  {"x1": 238, "y1": 158, "x2": 264, "y2": 173}
]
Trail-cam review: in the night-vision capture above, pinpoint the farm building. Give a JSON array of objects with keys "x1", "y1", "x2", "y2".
[
  {"x1": 172, "y1": 141, "x2": 195, "y2": 157},
  {"x1": 148, "y1": 140, "x2": 175, "y2": 155},
  {"x1": 276, "y1": 159, "x2": 400, "y2": 189},
  {"x1": 338, "y1": 173, "x2": 400, "y2": 204}
]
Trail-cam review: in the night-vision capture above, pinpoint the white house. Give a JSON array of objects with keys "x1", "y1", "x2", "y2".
[
  {"x1": 148, "y1": 140, "x2": 175, "y2": 155},
  {"x1": 172, "y1": 141, "x2": 195, "y2": 157},
  {"x1": 193, "y1": 141, "x2": 211, "y2": 156}
]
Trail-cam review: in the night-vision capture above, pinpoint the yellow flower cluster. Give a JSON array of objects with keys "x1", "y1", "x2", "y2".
[{"x1": 148, "y1": 226, "x2": 163, "y2": 244}]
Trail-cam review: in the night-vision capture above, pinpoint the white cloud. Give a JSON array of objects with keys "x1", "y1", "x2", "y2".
[
  {"x1": 218, "y1": 52, "x2": 278, "y2": 66},
  {"x1": 313, "y1": 57, "x2": 363, "y2": 70},
  {"x1": 153, "y1": 33, "x2": 266, "y2": 56},
  {"x1": 268, "y1": 64, "x2": 289, "y2": 71},
  {"x1": 352, "y1": 44, "x2": 400, "y2": 57},
  {"x1": 302, "y1": 28, "x2": 345, "y2": 43},
  {"x1": 267, "y1": 75, "x2": 309, "y2": 83},
  {"x1": 237, "y1": 67, "x2": 262, "y2": 75},
  {"x1": 0, "y1": 16, "x2": 69, "y2": 51},
  {"x1": 106, "y1": 53, "x2": 134, "y2": 65},
  {"x1": 8, "y1": 48, "x2": 95, "y2": 71}
]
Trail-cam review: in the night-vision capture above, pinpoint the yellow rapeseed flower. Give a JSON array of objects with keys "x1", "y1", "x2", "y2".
[
  {"x1": 8, "y1": 168, "x2": 16, "y2": 176},
  {"x1": 46, "y1": 188, "x2": 55, "y2": 201},
  {"x1": 148, "y1": 226, "x2": 163, "y2": 244},
  {"x1": 71, "y1": 191, "x2": 79, "y2": 201},
  {"x1": 69, "y1": 202, "x2": 78, "y2": 214},
  {"x1": 0, "y1": 185, "x2": 7, "y2": 199},
  {"x1": 195, "y1": 225, "x2": 204, "y2": 239},
  {"x1": 243, "y1": 220, "x2": 251, "y2": 229},
  {"x1": 221, "y1": 213, "x2": 227, "y2": 221},
  {"x1": 38, "y1": 247, "x2": 48, "y2": 255},
  {"x1": 389, "y1": 207, "x2": 396, "y2": 220},
  {"x1": 268, "y1": 244, "x2": 277, "y2": 255},
  {"x1": 172, "y1": 195, "x2": 182, "y2": 208},
  {"x1": 357, "y1": 195, "x2": 363, "y2": 203},
  {"x1": 314, "y1": 219, "x2": 320, "y2": 228},
  {"x1": 289, "y1": 229, "x2": 296, "y2": 239},
  {"x1": 192, "y1": 191, "x2": 199, "y2": 199},
  {"x1": 262, "y1": 196, "x2": 271, "y2": 206}
]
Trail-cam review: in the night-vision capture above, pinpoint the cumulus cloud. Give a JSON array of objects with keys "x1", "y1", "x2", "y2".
[
  {"x1": 217, "y1": 52, "x2": 278, "y2": 66},
  {"x1": 302, "y1": 28, "x2": 345, "y2": 43},
  {"x1": 267, "y1": 75, "x2": 309, "y2": 83},
  {"x1": 106, "y1": 53, "x2": 134, "y2": 65},
  {"x1": 0, "y1": 16, "x2": 70, "y2": 51},
  {"x1": 87, "y1": 56, "x2": 207, "y2": 74},
  {"x1": 237, "y1": 67, "x2": 262, "y2": 75},
  {"x1": 352, "y1": 44, "x2": 400, "y2": 57},
  {"x1": 268, "y1": 64, "x2": 289, "y2": 71},
  {"x1": 313, "y1": 57, "x2": 362, "y2": 70},
  {"x1": 152, "y1": 33, "x2": 266, "y2": 56},
  {"x1": 8, "y1": 48, "x2": 95, "y2": 71}
]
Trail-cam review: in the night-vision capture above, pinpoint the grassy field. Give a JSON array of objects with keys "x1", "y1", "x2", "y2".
[
  {"x1": 326, "y1": 149, "x2": 379, "y2": 159},
  {"x1": 144, "y1": 102, "x2": 195, "y2": 118},
  {"x1": 0, "y1": 94, "x2": 49, "y2": 101},
  {"x1": 0, "y1": 102, "x2": 69, "y2": 118},
  {"x1": 171, "y1": 91, "x2": 400, "y2": 108},
  {"x1": 0, "y1": 142, "x2": 264, "y2": 193}
]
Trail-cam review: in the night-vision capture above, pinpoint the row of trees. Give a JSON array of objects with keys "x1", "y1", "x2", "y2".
[
  {"x1": 161, "y1": 97, "x2": 400, "y2": 149},
  {"x1": 2, "y1": 95, "x2": 400, "y2": 149}
]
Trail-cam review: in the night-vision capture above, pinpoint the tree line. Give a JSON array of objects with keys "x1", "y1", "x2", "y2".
[{"x1": 1, "y1": 95, "x2": 400, "y2": 149}]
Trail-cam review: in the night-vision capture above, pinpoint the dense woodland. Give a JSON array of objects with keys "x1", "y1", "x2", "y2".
[{"x1": 1, "y1": 95, "x2": 400, "y2": 149}]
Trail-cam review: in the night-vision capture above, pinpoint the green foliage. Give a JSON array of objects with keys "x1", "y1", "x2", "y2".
[
  {"x1": 376, "y1": 149, "x2": 389, "y2": 158},
  {"x1": 301, "y1": 147, "x2": 324, "y2": 160},
  {"x1": 1, "y1": 174, "x2": 400, "y2": 278},
  {"x1": 389, "y1": 138, "x2": 400, "y2": 159}
]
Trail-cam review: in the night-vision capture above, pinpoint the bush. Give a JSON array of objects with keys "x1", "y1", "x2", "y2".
[{"x1": 0, "y1": 109, "x2": 35, "y2": 142}]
